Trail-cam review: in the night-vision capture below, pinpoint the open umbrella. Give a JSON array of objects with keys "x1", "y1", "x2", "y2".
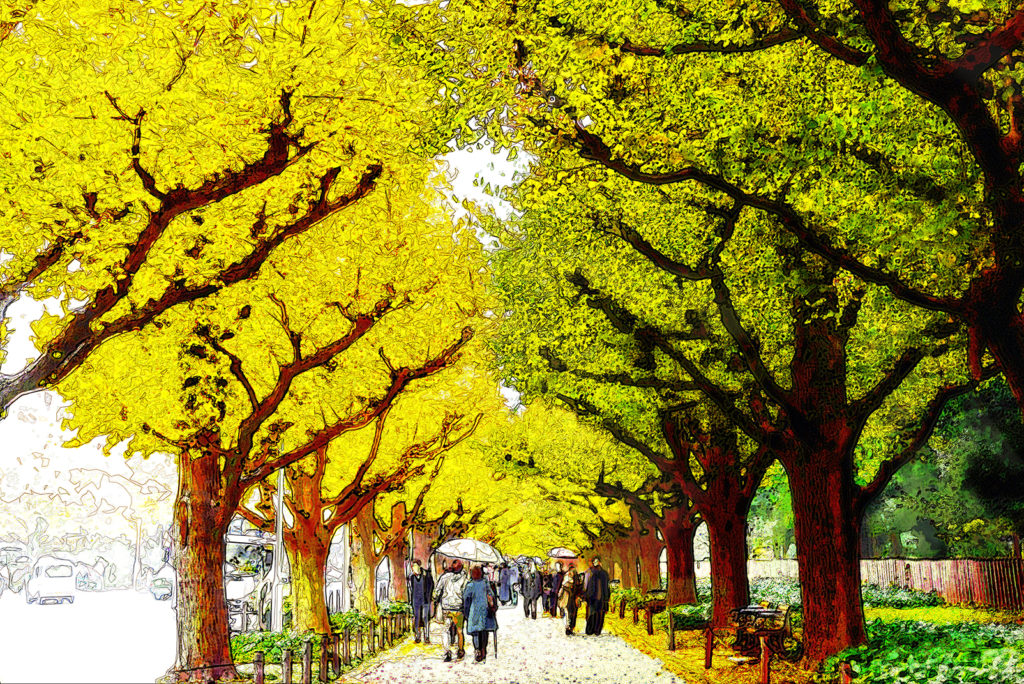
[
  {"x1": 548, "y1": 547, "x2": 578, "y2": 559},
  {"x1": 435, "y1": 538, "x2": 503, "y2": 564}
]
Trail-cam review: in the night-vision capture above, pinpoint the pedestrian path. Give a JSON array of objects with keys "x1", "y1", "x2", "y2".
[{"x1": 344, "y1": 603, "x2": 684, "y2": 683}]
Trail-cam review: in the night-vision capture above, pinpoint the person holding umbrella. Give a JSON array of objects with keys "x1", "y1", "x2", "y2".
[
  {"x1": 432, "y1": 559, "x2": 468, "y2": 661},
  {"x1": 463, "y1": 565, "x2": 499, "y2": 662}
]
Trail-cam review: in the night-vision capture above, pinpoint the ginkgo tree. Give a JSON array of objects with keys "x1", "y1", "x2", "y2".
[
  {"x1": 237, "y1": 353, "x2": 496, "y2": 632},
  {"x1": 0, "y1": 0, "x2": 450, "y2": 418},
  {"x1": 395, "y1": 0, "x2": 1024, "y2": 420}
]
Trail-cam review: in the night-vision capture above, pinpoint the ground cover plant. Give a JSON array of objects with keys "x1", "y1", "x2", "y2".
[{"x1": 819, "y1": 620, "x2": 1024, "y2": 683}]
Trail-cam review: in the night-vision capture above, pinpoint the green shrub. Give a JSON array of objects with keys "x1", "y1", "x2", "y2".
[
  {"x1": 610, "y1": 587, "x2": 645, "y2": 608},
  {"x1": 329, "y1": 609, "x2": 374, "y2": 633},
  {"x1": 654, "y1": 603, "x2": 710, "y2": 631},
  {"x1": 818, "y1": 619, "x2": 1024, "y2": 683},
  {"x1": 229, "y1": 631, "x2": 321, "y2": 664},
  {"x1": 861, "y1": 584, "x2": 945, "y2": 609},
  {"x1": 382, "y1": 600, "x2": 412, "y2": 615},
  {"x1": 750, "y1": 577, "x2": 803, "y2": 609}
]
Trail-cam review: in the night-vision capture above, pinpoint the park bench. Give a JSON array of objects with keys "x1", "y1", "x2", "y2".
[
  {"x1": 726, "y1": 603, "x2": 801, "y2": 663},
  {"x1": 701, "y1": 604, "x2": 801, "y2": 684}
]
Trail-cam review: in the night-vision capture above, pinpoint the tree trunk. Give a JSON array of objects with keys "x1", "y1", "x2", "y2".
[
  {"x1": 662, "y1": 511, "x2": 697, "y2": 604},
  {"x1": 787, "y1": 457, "x2": 867, "y2": 666},
  {"x1": 388, "y1": 545, "x2": 408, "y2": 602},
  {"x1": 168, "y1": 450, "x2": 238, "y2": 682},
  {"x1": 637, "y1": 531, "x2": 662, "y2": 594},
  {"x1": 705, "y1": 510, "x2": 750, "y2": 628},
  {"x1": 286, "y1": 528, "x2": 331, "y2": 634},
  {"x1": 351, "y1": 506, "x2": 379, "y2": 613}
]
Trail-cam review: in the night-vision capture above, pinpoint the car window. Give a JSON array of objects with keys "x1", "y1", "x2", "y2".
[{"x1": 45, "y1": 565, "x2": 73, "y2": 578}]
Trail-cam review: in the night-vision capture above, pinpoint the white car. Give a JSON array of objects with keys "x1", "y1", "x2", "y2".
[{"x1": 25, "y1": 555, "x2": 76, "y2": 604}]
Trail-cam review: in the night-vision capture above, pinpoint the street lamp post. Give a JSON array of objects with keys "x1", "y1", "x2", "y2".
[{"x1": 271, "y1": 467, "x2": 285, "y2": 632}]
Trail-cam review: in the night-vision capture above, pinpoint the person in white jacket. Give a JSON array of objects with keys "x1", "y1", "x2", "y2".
[{"x1": 432, "y1": 560, "x2": 468, "y2": 661}]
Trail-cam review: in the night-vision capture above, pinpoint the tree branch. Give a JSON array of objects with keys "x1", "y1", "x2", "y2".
[
  {"x1": 941, "y1": 10, "x2": 1024, "y2": 81},
  {"x1": 196, "y1": 328, "x2": 259, "y2": 412},
  {"x1": 856, "y1": 367, "x2": 997, "y2": 511},
  {"x1": 776, "y1": 0, "x2": 871, "y2": 66},
  {"x1": 851, "y1": 346, "x2": 928, "y2": 420},
  {"x1": 240, "y1": 327, "x2": 474, "y2": 485},
  {"x1": 708, "y1": 268, "x2": 794, "y2": 414}
]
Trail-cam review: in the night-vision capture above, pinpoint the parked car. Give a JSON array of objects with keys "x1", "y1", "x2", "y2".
[
  {"x1": 150, "y1": 577, "x2": 173, "y2": 601},
  {"x1": 25, "y1": 555, "x2": 76, "y2": 604}
]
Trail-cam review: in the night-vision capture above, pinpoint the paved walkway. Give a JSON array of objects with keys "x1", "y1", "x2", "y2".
[{"x1": 344, "y1": 603, "x2": 684, "y2": 683}]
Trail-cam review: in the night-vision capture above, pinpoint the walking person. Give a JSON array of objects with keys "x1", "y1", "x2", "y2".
[
  {"x1": 432, "y1": 559, "x2": 468, "y2": 661},
  {"x1": 407, "y1": 559, "x2": 434, "y2": 644},
  {"x1": 584, "y1": 556, "x2": 610, "y2": 635},
  {"x1": 521, "y1": 563, "x2": 541, "y2": 619},
  {"x1": 550, "y1": 562, "x2": 565, "y2": 618},
  {"x1": 508, "y1": 562, "x2": 520, "y2": 606},
  {"x1": 463, "y1": 565, "x2": 499, "y2": 663},
  {"x1": 497, "y1": 563, "x2": 512, "y2": 606},
  {"x1": 558, "y1": 566, "x2": 583, "y2": 635},
  {"x1": 539, "y1": 567, "x2": 553, "y2": 615}
]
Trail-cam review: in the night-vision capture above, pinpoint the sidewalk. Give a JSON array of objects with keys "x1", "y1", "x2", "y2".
[{"x1": 343, "y1": 603, "x2": 684, "y2": 683}]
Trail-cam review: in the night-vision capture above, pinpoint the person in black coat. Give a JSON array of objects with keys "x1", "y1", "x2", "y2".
[
  {"x1": 407, "y1": 559, "x2": 435, "y2": 643},
  {"x1": 584, "y1": 556, "x2": 610, "y2": 635},
  {"x1": 521, "y1": 564, "x2": 542, "y2": 619}
]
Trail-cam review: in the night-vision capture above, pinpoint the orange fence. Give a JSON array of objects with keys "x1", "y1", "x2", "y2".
[
  {"x1": 860, "y1": 558, "x2": 1024, "y2": 610},
  {"x1": 728, "y1": 558, "x2": 1024, "y2": 610}
]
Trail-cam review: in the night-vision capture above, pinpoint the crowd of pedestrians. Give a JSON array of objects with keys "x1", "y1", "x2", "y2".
[{"x1": 408, "y1": 554, "x2": 613, "y2": 665}]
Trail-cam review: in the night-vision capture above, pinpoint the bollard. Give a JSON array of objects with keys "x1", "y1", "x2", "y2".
[
  {"x1": 619, "y1": 598, "x2": 626, "y2": 619},
  {"x1": 302, "y1": 639, "x2": 313, "y2": 684},
  {"x1": 369, "y1": 621, "x2": 377, "y2": 654},
  {"x1": 254, "y1": 651, "x2": 266, "y2": 684},
  {"x1": 318, "y1": 634, "x2": 329, "y2": 683},
  {"x1": 334, "y1": 631, "x2": 343, "y2": 672},
  {"x1": 632, "y1": 605, "x2": 639, "y2": 624},
  {"x1": 703, "y1": 627, "x2": 713, "y2": 669},
  {"x1": 356, "y1": 626, "x2": 362, "y2": 661},
  {"x1": 840, "y1": 662, "x2": 854, "y2": 684},
  {"x1": 759, "y1": 635, "x2": 770, "y2": 684},
  {"x1": 282, "y1": 648, "x2": 293, "y2": 684},
  {"x1": 645, "y1": 608, "x2": 654, "y2": 635}
]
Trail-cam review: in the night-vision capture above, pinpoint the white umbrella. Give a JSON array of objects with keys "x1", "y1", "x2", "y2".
[
  {"x1": 548, "y1": 547, "x2": 578, "y2": 559},
  {"x1": 435, "y1": 538, "x2": 503, "y2": 564}
]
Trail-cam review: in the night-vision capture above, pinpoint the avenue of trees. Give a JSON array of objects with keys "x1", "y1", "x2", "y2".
[{"x1": 3, "y1": 0, "x2": 1024, "y2": 679}]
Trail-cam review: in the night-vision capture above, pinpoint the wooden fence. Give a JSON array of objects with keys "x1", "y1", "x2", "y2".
[
  {"x1": 252, "y1": 611, "x2": 410, "y2": 684},
  {"x1": 716, "y1": 558, "x2": 1024, "y2": 610}
]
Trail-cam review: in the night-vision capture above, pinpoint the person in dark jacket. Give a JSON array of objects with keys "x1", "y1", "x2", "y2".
[
  {"x1": 463, "y1": 565, "x2": 499, "y2": 662},
  {"x1": 521, "y1": 564, "x2": 541, "y2": 619},
  {"x1": 407, "y1": 559, "x2": 434, "y2": 643},
  {"x1": 550, "y1": 562, "x2": 565, "y2": 618},
  {"x1": 540, "y1": 567, "x2": 553, "y2": 615},
  {"x1": 584, "y1": 556, "x2": 610, "y2": 635}
]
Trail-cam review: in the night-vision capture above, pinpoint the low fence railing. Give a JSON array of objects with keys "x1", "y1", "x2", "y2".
[{"x1": 251, "y1": 611, "x2": 410, "y2": 684}]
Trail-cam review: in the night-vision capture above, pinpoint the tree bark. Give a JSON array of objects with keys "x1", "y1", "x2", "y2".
[
  {"x1": 168, "y1": 451, "x2": 238, "y2": 682},
  {"x1": 704, "y1": 510, "x2": 750, "y2": 628},
  {"x1": 787, "y1": 457, "x2": 867, "y2": 666},
  {"x1": 662, "y1": 510, "x2": 697, "y2": 604},
  {"x1": 286, "y1": 529, "x2": 331, "y2": 634},
  {"x1": 388, "y1": 545, "x2": 408, "y2": 602},
  {"x1": 352, "y1": 505, "x2": 380, "y2": 613}
]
